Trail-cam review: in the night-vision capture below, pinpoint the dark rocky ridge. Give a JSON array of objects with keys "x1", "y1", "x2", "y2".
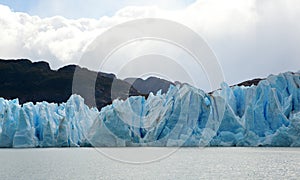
[
  {"x1": 0, "y1": 59, "x2": 173, "y2": 110},
  {"x1": 125, "y1": 77, "x2": 174, "y2": 95},
  {"x1": 236, "y1": 78, "x2": 264, "y2": 87},
  {"x1": 0, "y1": 59, "x2": 264, "y2": 110}
]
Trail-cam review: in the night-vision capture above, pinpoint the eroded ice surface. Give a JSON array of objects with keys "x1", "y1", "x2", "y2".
[{"x1": 0, "y1": 72, "x2": 299, "y2": 147}]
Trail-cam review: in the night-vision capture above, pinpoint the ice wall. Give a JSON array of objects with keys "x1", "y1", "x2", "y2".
[{"x1": 0, "y1": 72, "x2": 299, "y2": 147}]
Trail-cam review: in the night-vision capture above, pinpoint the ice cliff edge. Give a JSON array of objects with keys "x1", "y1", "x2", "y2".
[{"x1": 0, "y1": 72, "x2": 299, "y2": 147}]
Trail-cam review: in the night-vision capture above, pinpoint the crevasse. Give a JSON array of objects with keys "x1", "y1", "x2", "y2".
[{"x1": 0, "y1": 72, "x2": 299, "y2": 147}]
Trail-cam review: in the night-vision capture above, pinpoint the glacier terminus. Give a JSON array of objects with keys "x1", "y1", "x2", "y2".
[{"x1": 0, "y1": 72, "x2": 300, "y2": 147}]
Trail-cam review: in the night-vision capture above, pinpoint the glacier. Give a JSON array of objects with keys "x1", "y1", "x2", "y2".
[{"x1": 0, "y1": 72, "x2": 300, "y2": 147}]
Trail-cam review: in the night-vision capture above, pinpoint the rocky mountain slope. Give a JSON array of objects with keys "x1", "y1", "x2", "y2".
[{"x1": 0, "y1": 59, "x2": 173, "y2": 110}]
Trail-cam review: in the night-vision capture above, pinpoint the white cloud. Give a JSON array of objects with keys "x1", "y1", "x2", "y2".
[
  {"x1": 0, "y1": 5, "x2": 102, "y2": 68},
  {"x1": 0, "y1": 0, "x2": 300, "y2": 87}
]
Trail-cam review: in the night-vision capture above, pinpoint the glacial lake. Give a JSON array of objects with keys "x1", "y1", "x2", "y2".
[{"x1": 0, "y1": 148, "x2": 299, "y2": 179}]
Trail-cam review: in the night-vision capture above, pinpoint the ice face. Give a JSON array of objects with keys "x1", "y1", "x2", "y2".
[
  {"x1": 0, "y1": 95, "x2": 99, "y2": 147},
  {"x1": 0, "y1": 72, "x2": 299, "y2": 147}
]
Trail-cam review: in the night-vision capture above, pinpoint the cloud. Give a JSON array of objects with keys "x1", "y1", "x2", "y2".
[
  {"x1": 0, "y1": 5, "x2": 101, "y2": 68},
  {"x1": 0, "y1": 4, "x2": 165, "y2": 69},
  {"x1": 0, "y1": 0, "x2": 300, "y2": 88}
]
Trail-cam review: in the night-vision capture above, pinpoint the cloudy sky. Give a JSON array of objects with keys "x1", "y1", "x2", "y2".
[{"x1": 0, "y1": 0, "x2": 300, "y2": 90}]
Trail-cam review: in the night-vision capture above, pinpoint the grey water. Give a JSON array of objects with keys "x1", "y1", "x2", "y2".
[{"x1": 0, "y1": 148, "x2": 299, "y2": 179}]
